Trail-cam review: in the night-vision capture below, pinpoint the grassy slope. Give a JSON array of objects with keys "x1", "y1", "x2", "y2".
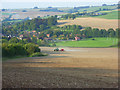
[
  {"x1": 77, "y1": 5, "x2": 118, "y2": 19},
  {"x1": 94, "y1": 11, "x2": 119, "y2": 19},
  {"x1": 55, "y1": 38, "x2": 118, "y2": 47},
  {"x1": 2, "y1": 13, "x2": 10, "y2": 15},
  {"x1": 78, "y1": 6, "x2": 117, "y2": 12}
]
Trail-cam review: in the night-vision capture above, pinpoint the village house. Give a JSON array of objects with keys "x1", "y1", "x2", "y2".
[
  {"x1": 19, "y1": 34, "x2": 24, "y2": 40},
  {"x1": 44, "y1": 37, "x2": 53, "y2": 41},
  {"x1": 75, "y1": 36, "x2": 80, "y2": 41},
  {"x1": 33, "y1": 35, "x2": 36, "y2": 37},
  {"x1": 46, "y1": 34, "x2": 50, "y2": 37},
  {"x1": 32, "y1": 30, "x2": 36, "y2": 33}
]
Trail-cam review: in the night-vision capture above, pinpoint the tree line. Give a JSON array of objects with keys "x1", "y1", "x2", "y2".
[{"x1": 38, "y1": 25, "x2": 120, "y2": 40}]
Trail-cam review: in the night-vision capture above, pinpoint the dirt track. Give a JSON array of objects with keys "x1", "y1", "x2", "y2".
[{"x1": 2, "y1": 47, "x2": 118, "y2": 88}]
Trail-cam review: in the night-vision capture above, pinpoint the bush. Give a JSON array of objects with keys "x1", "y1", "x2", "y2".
[
  {"x1": 2, "y1": 43, "x2": 9, "y2": 57},
  {"x1": 2, "y1": 43, "x2": 41, "y2": 57},
  {"x1": 12, "y1": 44, "x2": 27, "y2": 56},
  {"x1": 24, "y1": 43, "x2": 41, "y2": 55},
  {"x1": 92, "y1": 39, "x2": 95, "y2": 40},
  {"x1": 2, "y1": 39, "x2": 8, "y2": 43},
  {"x1": 2, "y1": 43, "x2": 27, "y2": 57},
  {"x1": 9, "y1": 37, "x2": 19, "y2": 43},
  {"x1": 51, "y1": 43, "x2": 56, "y2": 47},
  {"x1": 2, "y1": 43, "x2": 16, "y2": 57},
  {"x1": 29, "y1": 52, "x2": 48, "y2": 57}
]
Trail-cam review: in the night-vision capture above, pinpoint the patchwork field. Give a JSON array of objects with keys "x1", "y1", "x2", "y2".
[
  {"x1": 58, "y1": 17, "x2": 118, "y2": 30},
  {"x1": 2, "y1": 11, "x2": 66, "y2": 19},
  {"x1": 78, "y1": 6, "x2": 117, "y2": 12},
  {"x1": 3, "y1": 47, "x2": 118, "y2": 88}
]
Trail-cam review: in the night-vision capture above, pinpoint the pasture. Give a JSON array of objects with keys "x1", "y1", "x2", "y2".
[
  {"x1": 55, "y1": 38, "x2": 118, "y2": 48},
  {"x1": 95, "y1": 11, "x2": 120, "y2": 19},
  {"x1": 78, "y1": 5, "x2": 117, "y2": 12}
]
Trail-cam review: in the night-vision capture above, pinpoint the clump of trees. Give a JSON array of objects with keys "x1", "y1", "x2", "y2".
[
  {"x1": 2, "y1": 16, "x2": 57, "y2": 36},
  {"x1": 61, "y1": 14, "x2": 76, "y2": 20},
  {"x1": 2, "y1": 37, "x2": 41, "y2": 57},
  {"x1": 2, "y1": 43, "x2": 40, "y2": 57}
]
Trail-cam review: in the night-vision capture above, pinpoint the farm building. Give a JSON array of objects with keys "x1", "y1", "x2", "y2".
[
  {"x1": 75, "y1": 36, "x2": 80, "y2": 41},
  {"x1": 44, "y1": 37, "x2": 53, "y2": 41},
  {"x1": 46, "y1": 34, "x2": 50, "y2": 37},
  {"x1": 32, "y1": 30, "x2": 36, "y2": 33}
]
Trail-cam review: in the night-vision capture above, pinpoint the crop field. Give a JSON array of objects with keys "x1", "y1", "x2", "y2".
[
  {"x1": 11, "y1": 11, "x2": 66, "y2": 19},
  {"x1": 58, "y1": 17, "x2": 118, "y2": 30},
  {"x1": 78, "y1": 6, "x2": 117, "y2": 12},
  {"x1": 13, "y1": 12, "x2": 65, "y2": 19},
  {"x1": 55, "y1": 38, "x2": 118, "y2": 48},
  {"x1": 3, "y1": 47, "x2": 118, "y2": 88},
  {"x1": 2, "y1": 10, "x2": 66, "y2": 19}
]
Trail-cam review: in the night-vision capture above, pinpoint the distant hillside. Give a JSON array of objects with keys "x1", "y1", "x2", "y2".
[
  {"x1": 78, "y1": 5, "x2": 118, "y2": 12},
  {"x1": 94, "y1": 11, "x2": 120, "y2": 19}
]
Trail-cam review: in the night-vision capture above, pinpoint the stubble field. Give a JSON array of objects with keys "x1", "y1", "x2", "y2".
[{"x1": 58, "y1": 17, "x2": 118, "y2": 30}]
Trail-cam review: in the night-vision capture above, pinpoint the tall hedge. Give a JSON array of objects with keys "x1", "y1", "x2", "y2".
[
  {"x1": 2, "y1": 43, "x2": 41, "y2": 57},
  {"x1": 24, "y1": 43, "x2": 41, "y2": 55}
]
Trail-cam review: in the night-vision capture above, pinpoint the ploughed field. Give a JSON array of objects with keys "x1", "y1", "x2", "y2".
[
  {"x1": 2, "y1": 47, "x2": 118, "y2": 88},
  {"x1": 58, "y1": 17, "x2": 118, "y2": 30}
]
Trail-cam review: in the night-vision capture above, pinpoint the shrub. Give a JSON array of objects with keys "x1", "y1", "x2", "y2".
[
  {"x1": 2, "y1": 43, "x2": 27, "y2": 57},
  {"x1": 51, "y1": 43, "x2": 56, "y2": 47},
  {"x1": 2, "y1": 43, "x2": 8, "y2": 57},
  {"x1": 29, "y1": 52, "x2": 48, "y2": 57},
  {"x1": 24, "y1": 43, "x2": 41, "y2": 55},
  {"x1": 4, "y1": 44, "x2": 16, "y2": 57},
  {"x1": 9, "y1": 37, "x2": 19, "y2": 43},
  {"x1": 12, "y1": 44, "x2": 27, "y2": 56},
  {"x1": 2, "y1": 39, "x2": 8, "y2": 43},
  {"x1": 2, "y1": 43, "x2": 41, "y2": 57}
]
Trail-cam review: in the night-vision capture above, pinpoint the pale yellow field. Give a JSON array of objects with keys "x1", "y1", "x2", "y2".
[{"x1": 58, "y1": 17, "x2": 118, "y2": 30}]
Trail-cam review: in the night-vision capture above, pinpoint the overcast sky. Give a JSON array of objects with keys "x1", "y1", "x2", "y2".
[
  {"x1": 2, "y1": 0, "x2": 120, "y2": 2},
  {"x1": 1, "y1": 0, "x2": 119, "y2": 9}
]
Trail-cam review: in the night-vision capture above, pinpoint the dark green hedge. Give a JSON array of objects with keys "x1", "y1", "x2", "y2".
[{"x1": 2, "y1": 43, "x2": 41, "y2": 57}]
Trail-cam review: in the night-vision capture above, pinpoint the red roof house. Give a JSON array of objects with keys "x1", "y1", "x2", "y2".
[{"x1": 75, "y1": 36, "x2": 80, "y2": 41}]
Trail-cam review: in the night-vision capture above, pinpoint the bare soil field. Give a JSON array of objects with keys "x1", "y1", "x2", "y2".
[
  {"x1": 58, "y1": 17, "x2": 118, "y2": 30},
  {"x1": 2, "y1": 47, "x2": 118, "y2": 88}
]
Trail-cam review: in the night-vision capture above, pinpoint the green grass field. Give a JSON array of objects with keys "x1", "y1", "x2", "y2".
[
  {"x1": 94, "y1": 11, "x2": 119, "y2": 19},
  {"x1": 78, "y1": 6, "x2": 117, "y2": 12},
  {"x1": 2, "y1": 13, "x2": 10, "y2": 15},
  {"x1": 55, "y1": 38, "x2": 118, "y2": 48}
]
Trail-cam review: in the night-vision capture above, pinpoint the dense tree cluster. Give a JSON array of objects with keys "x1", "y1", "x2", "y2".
[
  {"x1": 37, "y1": 25, "x2": 119, "y2": 40},
  {"x1": 2, "y1": 16, "x2": 57, "y2": 36},
  {"x1": 61, "y1": 14, "x2": 76, "y2": 20},
  {"x1": 2, "y1": 42, "x2": 40, "y2": 57}
]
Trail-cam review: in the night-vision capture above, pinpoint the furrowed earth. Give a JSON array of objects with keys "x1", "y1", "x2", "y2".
[{"x1": 2, "y1": 47, "x2": 118, "y2": 88}]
